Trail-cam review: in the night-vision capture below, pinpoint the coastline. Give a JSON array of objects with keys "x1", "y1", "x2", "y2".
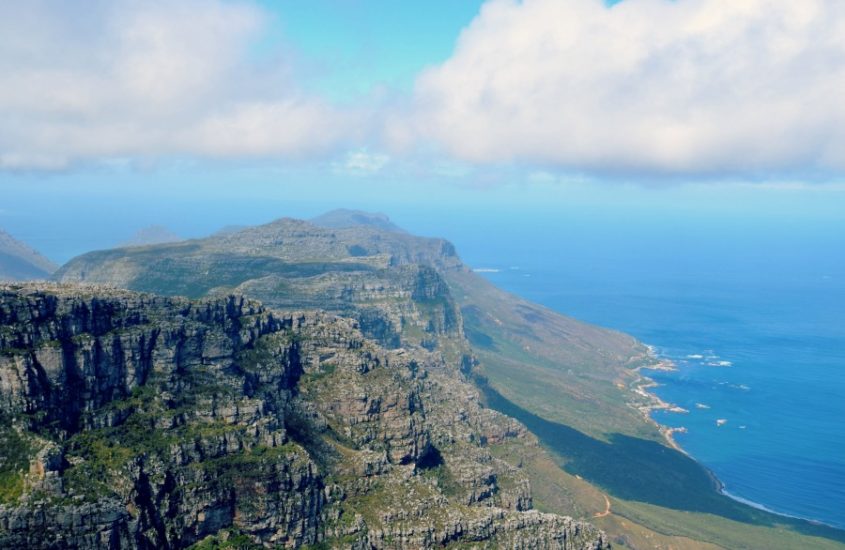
[
  {"x1": 629, "y1": 353, "x2": 690, "y2": 453},
  {"x1": 631, "y1": 345, "x2": 845, "y2": 533}
]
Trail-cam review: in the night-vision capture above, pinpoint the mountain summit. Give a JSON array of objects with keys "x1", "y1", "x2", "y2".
[
  {"x1": 119, "y1": 225, "x2": 182, "y2": 248},
  {"x1": 310, "y1": 209, "x2": 406, "y2": 233}
]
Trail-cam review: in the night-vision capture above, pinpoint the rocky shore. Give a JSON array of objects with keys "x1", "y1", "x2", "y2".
[{"x1": 629, "y1": 354, "x2": 692, "y2": 452}]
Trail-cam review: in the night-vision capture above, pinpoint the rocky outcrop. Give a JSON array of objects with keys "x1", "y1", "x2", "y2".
[
  {"x1": 0, "y1": 284, "x2": 323, "y2": 548},
  {"x1": 0, "y1": 284, "x2": 608, "y2": 549}
]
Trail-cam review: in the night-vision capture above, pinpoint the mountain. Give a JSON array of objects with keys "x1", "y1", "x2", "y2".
[
  {"x1": 50, "y1": 213, "x2": 845, "y2": 549},
  {"x1": 55, "y1": 217, "x2": 465, "y2": 354},
  {"x1": 310, "y1": 209, "x2": 406, "y2": 233},
  {"x1": 0, "y1": 283, "x2": 607, "y2": 549},
  {"x1": 211, "y1": 224, "x2": 248, "y2": 237},
  {"x1": 120, "y1": 225, "x2": 182, "y2": 248},
  {"x1": 0, "y1": 229, "x2": 57, "y2": 281}
]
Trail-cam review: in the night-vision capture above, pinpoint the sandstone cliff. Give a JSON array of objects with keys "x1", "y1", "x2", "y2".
[{"x1": 0, "y1": 283, "x2": 608, "y2": 549}]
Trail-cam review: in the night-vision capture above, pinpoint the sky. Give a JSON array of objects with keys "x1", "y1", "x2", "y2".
[{"x1": 1, "y1": 0, "x2": 844, "y2": 261}]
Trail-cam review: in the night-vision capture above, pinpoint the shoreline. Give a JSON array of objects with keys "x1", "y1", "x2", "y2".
[
  {"x1": 631, "y1": 346, "x2": 845, "y2": 533},
  {"x1": 720, "y1": 487, "x2": 845, "y2": 530},
  {"x1": 630, "y1": 355, "x2": 690, "y2": 453}
]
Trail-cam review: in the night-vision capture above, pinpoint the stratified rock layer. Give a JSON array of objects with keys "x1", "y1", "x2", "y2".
[{"x1": 0, "y1": 283, "x2": 608, "y2": 549}]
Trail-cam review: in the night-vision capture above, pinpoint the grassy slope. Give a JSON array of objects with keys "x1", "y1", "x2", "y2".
[
  {"x1": 446, "y1": 269, "x2": 657, "y2": 440},
  {"x1": 446, "y1": 269, "x2": 845, "y2": 550}
]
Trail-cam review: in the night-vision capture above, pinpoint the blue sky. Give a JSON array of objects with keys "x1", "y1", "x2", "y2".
[
  {"x1": 1, "y1": 0, "x2": 844, "y2": 262},
  {"x1": 255, "y1": 1, "x2": 485, "y2": 99}
]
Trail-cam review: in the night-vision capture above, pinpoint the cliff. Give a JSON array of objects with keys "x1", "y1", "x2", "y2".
[{"x1": 0, "y1": 283, "x2": 608, "y2": 549}]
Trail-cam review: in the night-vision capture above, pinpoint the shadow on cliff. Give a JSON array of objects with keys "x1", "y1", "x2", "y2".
[{"x1": 478, "y1": 379, "x2": 845, "y2": 544}]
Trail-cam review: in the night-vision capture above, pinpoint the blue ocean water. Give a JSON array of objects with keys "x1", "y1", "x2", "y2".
[{"x1": 432, "y1": 214, "x2": 845, "y2": 530}]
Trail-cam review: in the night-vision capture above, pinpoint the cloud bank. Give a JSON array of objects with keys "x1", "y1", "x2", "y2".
[
  {"x1": 2, "y1": 0, "x2": 845, "y2": 178},
  {"x1": 0, "y1": 1, "x2": 362, "y2": 169},
  {"x1": 399, "y1": 0, "x2": 845, "y2": 175}
]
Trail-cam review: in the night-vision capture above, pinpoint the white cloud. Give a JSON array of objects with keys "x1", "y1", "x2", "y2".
[
  {"x1": 0, "y1": 1, "x2": 364, "y2": 169},
  {"x1": 397, "y1": 0, "x2": 845, "y2": 175},
  {"x1": 334, "y1": 149, "x2": 391, "y2": 175}
]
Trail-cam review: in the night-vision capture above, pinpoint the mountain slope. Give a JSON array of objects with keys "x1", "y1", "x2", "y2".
[{"x1": 0, "y1": 229, "x2": 57, "y2": 281}]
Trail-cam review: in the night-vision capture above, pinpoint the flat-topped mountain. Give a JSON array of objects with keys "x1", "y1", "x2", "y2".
[
  {"x1": 0, "y1": 229, "x2": 57, "y2": 281},
  {"x1": 310, "y1": 209, "x2": 407, "y2": 233},
  {"x1": 56, "y1": 217, "x2": 465, "y2": 354}
]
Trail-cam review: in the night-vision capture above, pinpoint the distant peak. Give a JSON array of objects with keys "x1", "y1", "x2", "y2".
[
  {"x1": 212, "y1": 224, "x2": 248, "y2": 237},
  {"x1": 0, "y1": 227, "x2": 58, "y2": 280},
  {"x1": 310, "y1": 209, "x2": 405, "y2": 233},
  {"x1": 120, "y1": 225, "x2": 182, "y2": 248}
]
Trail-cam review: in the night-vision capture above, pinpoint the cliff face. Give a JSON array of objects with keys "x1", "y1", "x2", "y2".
[{"x1": 0, "y1": 284, "x2": 608, "y2": 549}]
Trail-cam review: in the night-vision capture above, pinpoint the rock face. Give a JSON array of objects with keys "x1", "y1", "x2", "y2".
[
  {"x1": 0, "y1": 283, "x2": 609, "y2": 549},
  {"x1": 0, "y1": 229, "x2": 57, "y2": 282}
]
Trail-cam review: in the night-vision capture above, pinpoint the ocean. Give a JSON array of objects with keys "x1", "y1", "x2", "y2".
[{"x1": 441, "y1": 213, "x2": 845, "y2": 530}]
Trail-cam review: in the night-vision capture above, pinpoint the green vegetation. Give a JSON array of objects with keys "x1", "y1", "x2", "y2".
[
  {"x1": 189, "y1": 529, "x2": 263, "y2": 550},
  {"x1": 192, "y1": 443, "x2": 304, "y2": 484},
  {"x1": 302, "y1": 362, "x2": 337, "y2": 384},
  {"x1": 0, "y1": 424, "x2": 31, "y2": 504},
  {"x1": 130, "y1": 253, "x2": 374, "y2": 299},
  {"x1": 418, "y1": 459, "x2": 461, "y2": 498},
  {"x1": 446, "y1": 270, "x2": 658, "y2": 442}
]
